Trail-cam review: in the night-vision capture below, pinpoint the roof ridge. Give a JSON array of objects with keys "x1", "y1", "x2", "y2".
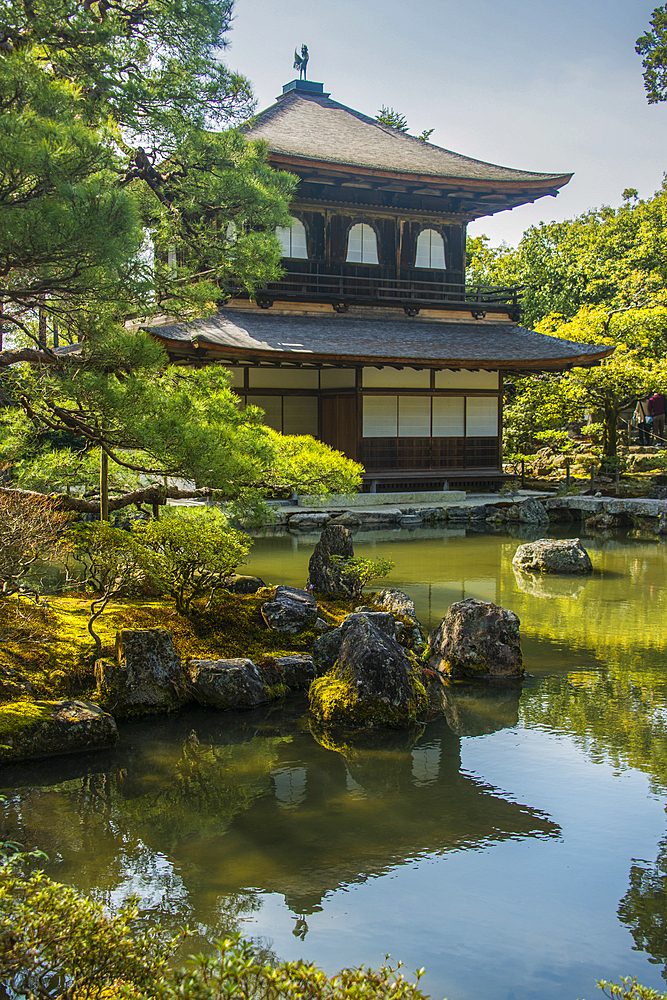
[{"x1": 245, "y1": 89, "x2": 570, "y2": 183}]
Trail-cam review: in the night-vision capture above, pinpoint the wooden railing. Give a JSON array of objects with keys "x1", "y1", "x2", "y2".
[{"x1": 230, "y1": 265, "x2": 522, "y2": 317}]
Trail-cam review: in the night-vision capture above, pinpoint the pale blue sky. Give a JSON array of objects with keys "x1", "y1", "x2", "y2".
[{"x1": 225, "y1": 0, "x2": 667, "y2": 246}]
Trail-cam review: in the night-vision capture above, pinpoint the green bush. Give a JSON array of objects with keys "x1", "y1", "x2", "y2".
[
  {"x1": 0, "y1": 852, "x2": 179, "y2": 998},
  {"x1": 0, "y1": 852, "x2": 432, "y2": 1000},
  {"x1": 139, "y1": 507, "x2": 252, "y2": 614},
  {"x1": 329, "y1": 555, "x2": 395, "y2": 600}
]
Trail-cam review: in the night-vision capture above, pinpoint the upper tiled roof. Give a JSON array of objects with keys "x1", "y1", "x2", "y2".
[
  {"x1": 148, "y1": 309, "x2": 612, "y2": 371},
  {"x1": 243, "y1": 89, "x2": 570, "y2": 186}
]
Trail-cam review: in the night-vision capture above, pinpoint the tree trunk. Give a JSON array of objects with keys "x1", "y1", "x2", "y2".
[
  {"x1": 603, "y1": 403, "x2": 618, "y2": 458},
  {"x1": 38, "y1": 304, "x2": 47, "y2": 349},
  {"x1": 100, "y1": 450, "x2": 109, "y2": 521}
]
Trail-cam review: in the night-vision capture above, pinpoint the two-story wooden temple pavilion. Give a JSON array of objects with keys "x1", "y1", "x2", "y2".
[{"x1": 150, "y1": 77, "x2": 613, "y2": 492}]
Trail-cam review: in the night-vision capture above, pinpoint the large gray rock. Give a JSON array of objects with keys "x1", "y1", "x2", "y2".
[
  {"x1": 507, "y1": 498, "x2": 549, "y2": 525},
  {"x1": 261, "y1": 585, "x2": 318, "y2": 633},
  {"x1": 518, "y1": 498, "x2": 549, "y2": 524},
  {"x1": 312, "y1": 611, "x2": 397, "y2": 675},
  {"x1": 307, "y1": 524, "x2": 355, "y2": 594},
  {"x1": 445, "y1": 506, "x2": 470, "y2": 522},
  {"x1": 512, "y1": 537, "x2": 593, "y2": 574},
  {"x1": 342, "y1": 611, "x2": 396, "y2": 638},
  {"x1": 309, "y1": 616, "x2": 427, "y2": 728},
  {"x1": 427, "y1": 598, "x2": 523, "y2": 679},
  {"x1": 222, "y1": 574, "x2": 266, "y2": 594},
  {"x1": 0, "y1": 700, "x2": 118, "y2": 764},
  {"x1": 95, "y1": 629, "x2": 186, "y2": 715},
  {"x1": 371, "y1": 588, "x2": 417, "y2": 621},
  {"x1": 312, "y1": 626, "x2": 344, "y2": 675},
  {"x1": 186, "y1": 658, "x2": 269, "y2": 709},
  {"x1": 272, "y1": 654, "x2": 316, "y2": 690},
  {"x1": 329, "y1": 511, "x2": 362, "y2": 527}
]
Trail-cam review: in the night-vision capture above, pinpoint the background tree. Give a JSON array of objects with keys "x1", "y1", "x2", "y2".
[
  {"x1": 375, "y1": 106, "x2": 433, "y2": 141},
  {"x1": 469, "y1": 182, "x2": 667, "y2": 461},
  {"x1": 0, "y1": 0, "x2": 363, "y2": 516},
  {"x1": 637, "y1": 4, "x2": 667, "y2": 104},
  {"x1": 0, "y1": 0, "x2": 296, "y2": 356},
  {"x1": 0, "y1": 493, "x2": 70, "y2": 596}
]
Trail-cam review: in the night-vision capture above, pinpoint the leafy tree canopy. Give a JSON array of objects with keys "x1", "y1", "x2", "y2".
[
  {"x1": 0, "y1": 0, "x2": 363, "y2": 515},
  {"x1": 0, "y1": 0, "x2": 296, "y2": 353},
  {"x1": 467, "y1": 183, "x2": 667, "y2": 329},
  {"x1": 637, "y1": 4, "x2": 667, "y2": 104}
]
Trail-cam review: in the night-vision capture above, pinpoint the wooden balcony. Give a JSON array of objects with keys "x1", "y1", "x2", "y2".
[{"x1": 230, "y1": 262, "x2": 522, "y2": 319}]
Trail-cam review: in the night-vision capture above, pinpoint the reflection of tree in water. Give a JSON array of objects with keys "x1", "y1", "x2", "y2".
[
  {"x1": 0, "y1": 691, "x2": 559, "y2": 943},
  {"x1": 618, "y1": 837, "x2": 667, "y2": 980}
]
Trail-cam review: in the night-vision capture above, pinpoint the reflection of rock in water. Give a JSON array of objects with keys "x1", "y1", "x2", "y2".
[
  {"x1": 513, "y1": 567, "x2": 588, "y2": 600},
  {"x1": 1, "y1": 706, "x2": 560, "y2": 931},
  {"x1": 431, "y1": 680, "x2": 522, "y2": 737},
  {"x1": 310, "y1": 721, "x2": 425, "y2": 796}
]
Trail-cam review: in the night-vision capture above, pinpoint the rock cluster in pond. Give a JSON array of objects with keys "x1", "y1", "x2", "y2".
[
  {"x1": 95, "y1": 629, "x2": 186, "y2": 714},
  {"x1": 512, "y1": 538, "x2": 593, "y2": 575},
  {"x1": 261, "y1": 585, "x2": 319, "y2": 633},
  {"x1": 309, "y1": 614, "x2": 427, "y2": 728},
  {"x1": 307, "y1": 524, "x2": 355, "y2": 594},
  {"x1": 1, "y1": 699, "x2": 118, "y2": 763},
  {"x1": 427, "y1": 598, "x2": 523, "y2": 680}
]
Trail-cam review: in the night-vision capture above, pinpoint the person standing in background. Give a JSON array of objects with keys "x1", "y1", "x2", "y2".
[
  {"x1": 633, "y1": 397, "x2": 652, "y2": 447},
  {"x1": 649, "y1": 391, "x2": 666, "y2": 445}
]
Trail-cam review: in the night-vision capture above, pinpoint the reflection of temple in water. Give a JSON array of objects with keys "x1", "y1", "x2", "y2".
[{"x1": 1, "y1": 694, "x2": 559, "y2": 925}]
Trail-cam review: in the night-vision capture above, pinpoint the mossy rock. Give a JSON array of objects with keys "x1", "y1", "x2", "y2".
[
  {"x1": 309, "y1": 616, "x2": 427, "y2": 729},
  {"x1": 0, "y1": 699, "x2": 118, "y2": 764}
]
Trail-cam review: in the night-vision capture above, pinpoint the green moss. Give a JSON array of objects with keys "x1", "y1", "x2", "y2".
[
  {"x1": 266, "y1": 682, "x2": 289, "y2": 700},
  {"x1": 0, "y1": 700, "x2": 52, "y2": 741},
  {"x1": 309, "y1": 664, "x2": 427, "y2": 729},
  {"x1": 0, "y1": 589, "x2": 350, "y2": 712}
]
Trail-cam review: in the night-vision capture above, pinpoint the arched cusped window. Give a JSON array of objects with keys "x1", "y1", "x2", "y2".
[
  {"x1": 415, "y1": 228, "x2": 446, "y2": 269},
  {"x1": 346, "y1": 223, "x2": 379, "y2": 264},
  {"x1": 276, "y1": 217, "x2": 308, "y2": 259}
]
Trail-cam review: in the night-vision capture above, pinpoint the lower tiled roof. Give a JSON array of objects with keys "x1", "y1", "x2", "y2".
[{"x1": 147, "y1": 309, "x2": 613, "y2": 371}]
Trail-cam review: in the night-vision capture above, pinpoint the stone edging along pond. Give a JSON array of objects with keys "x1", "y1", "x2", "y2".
[{"x1": 276, "y1": 494, "x2": 667, "y2": 532}]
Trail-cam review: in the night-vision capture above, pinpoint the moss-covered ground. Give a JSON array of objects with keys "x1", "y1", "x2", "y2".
[{"x1": 0, "y1": 588, "x2": 353, "y2": 737}]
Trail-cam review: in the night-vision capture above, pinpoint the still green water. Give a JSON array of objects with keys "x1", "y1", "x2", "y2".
[{"x1": 3, "y1": 524, "x2": 667, "y2": 1000}]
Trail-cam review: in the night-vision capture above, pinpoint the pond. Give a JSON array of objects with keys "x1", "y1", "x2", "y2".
[{"x1": 3, "y1": 524, "x2": 667, "y2": 1000}]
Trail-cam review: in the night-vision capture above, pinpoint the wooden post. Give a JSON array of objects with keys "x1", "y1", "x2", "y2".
[
  {"x1": 590, "y1": 465, "x2": 595, "y2": 494},
  {"x1": 100, "y1": 449, "x2": 109, "y2": 521},
  {"x1": 615, "y1": 467, "x2": 620, "y2": 494},
  {"x1": 566, "y1": 459, "x2": 571, "y2": 487},
  {"x1": 521, "y1": 459, "x2": 525, "y2": 488}
]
